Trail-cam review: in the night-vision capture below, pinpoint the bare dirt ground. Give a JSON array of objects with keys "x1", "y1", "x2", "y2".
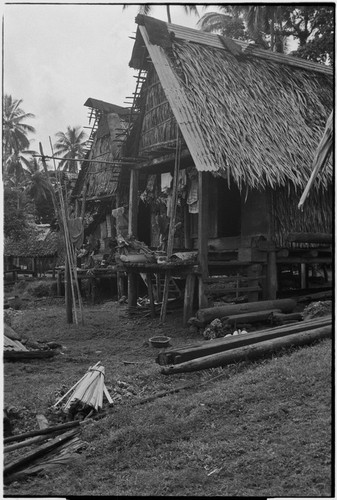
[{"x1": 3, "y1": 281, "x2": 332, "y2": 497}]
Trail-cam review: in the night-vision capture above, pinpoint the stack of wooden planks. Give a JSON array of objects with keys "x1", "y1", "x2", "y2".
[
  {"x1": 158, "y1": 315, "x2": 331, "y2": 375},
  {"x1": 53, "y1": 362, "x2": 113, "y2": 413}
]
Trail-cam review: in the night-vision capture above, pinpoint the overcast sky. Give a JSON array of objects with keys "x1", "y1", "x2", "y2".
[{"x1": 3, "y1": 2, "x2": 221, "y2": 155}]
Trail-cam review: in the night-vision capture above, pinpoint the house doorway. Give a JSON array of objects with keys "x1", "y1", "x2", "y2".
[
  {"x1": 216, "y1": 179, "x2": 241, "y2": 237},
  {"x1": 137, "y1": 200, "x2": 152, "y2": 246}
]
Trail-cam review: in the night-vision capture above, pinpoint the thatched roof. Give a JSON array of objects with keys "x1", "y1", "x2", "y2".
[
  {"x1": 84, "y1": 98, "x2": 130, "y2": 116},
  {"x1": 72, "y1": 99, "x2": 130, "y2": 200},
  {"x1": 4, "y1": 226, "x2": 60, "y2": 258},
  {"x1": 129, "y1": 15, "x2": 333, "y2": 192}
]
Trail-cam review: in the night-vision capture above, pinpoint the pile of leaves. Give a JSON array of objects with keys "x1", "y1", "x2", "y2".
[{"x1": 302, "y1": 300, "x2": 332, "y2": 320}]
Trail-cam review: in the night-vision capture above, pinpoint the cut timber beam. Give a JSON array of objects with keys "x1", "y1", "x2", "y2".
[
  {"x1": 196, "y1": 298, "x2": 296, "y2": 325},
  {"x1": 161, "y1": 324, "x2": 331, "y2": 374},
  {"x1": 223, "y1": 309, "x2": 282, "y2": 325},
  {"x1": 156, "y1": 316, "x2": 331, "y2": 366}
]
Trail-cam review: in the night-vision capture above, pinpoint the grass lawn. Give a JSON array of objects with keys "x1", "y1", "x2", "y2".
[{"x1": 3, "y1": 300, "x2": 332, "y2": 497}]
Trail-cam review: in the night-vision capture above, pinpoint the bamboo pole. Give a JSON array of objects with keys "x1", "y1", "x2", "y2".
[
  {"x1": 50, "y1": 143, "x2": 77, "y2": 324},
  {"x1": 33, "y1": 154, "x2": 138, "y2": 165},
  {"x1": 49, "y1": 138, "x2": 84, "y2": 324}
]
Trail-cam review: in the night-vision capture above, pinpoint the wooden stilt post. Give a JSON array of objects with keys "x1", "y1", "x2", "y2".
[
  {"x1": 128, "y1": 273, "x2": 138, "y2": 313},
  {"x1": 128, "y1": 169, "x2": 139, "y2": 238},
  {"x1": 57, "y1": 270, "x2": 62, "y2": 296},
  {"x1": 117, "y1": 272, "x2": 125, "y2": 300},
  {"x1": 247, "y1": 264, "x2": 262, "y2": 302},
  {"x1": 184, "y1": 203, "x2": 192, "y2": 249},
  {"x1": 267, "y1": 250, "x2": 278, "y2": 300},
  {"x1": 146, "y1": 273, "x2": 156, "y2": 318},
  {"x1": 183, "y1": 273, "x2": 196, "y2": 327},
  {"x1": 65, "y1": 256, "x2": 73, "y2": 323},
  {"x1": 198, "y1": 171, "x2": 209, "y2": 308},
  {"x1": 300, "y1": 263, "x2": 307, "y2": 289}
]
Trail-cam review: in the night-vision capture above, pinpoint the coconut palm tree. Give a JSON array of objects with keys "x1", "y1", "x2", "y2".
[
  {"x1": 24, "y1": 158, "x2": 51, "y2": 202},
  {"x1": 4, "y1": 149, "x2": 37, "y2": 187},
  {"x1": 3, "y1": 94, "x2": 36, "y2": 184},
  {"x1": 3, "y1": 94, "x2": 35, "y2": 158},
  {"x1": 53, "y1": 126, "x2": 87, "y2": 173},
  {"x1": 198, "y1": 5, "x2": 290, "y2": 52},
  {"x1": 123, "y1": 4, "x2": 199, "y2": 23}
]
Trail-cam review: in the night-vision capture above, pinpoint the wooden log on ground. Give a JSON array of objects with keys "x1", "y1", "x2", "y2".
[
  {"x1": 4, "y1": 428, "x2": 80, "y2": 477},
  {"x1": 297, "y1": 289, "x2": 332, "y2": 303},
  {"x1": 223, "y1": 309, "x2": 282, "y2": 325},
  {"x1": 4, "y1": 350, "x2": 59, "y2": 361},
  {"x1": 196, "y1": 298, "x2": 296, "y2": 325},
  {"x1": 161, "y1": 325, "x2": 331, "y2": 374},
  {"x1": 4, "y1": 420, "x2": 81, "y2": 444},
  {"x1": 156, "y1": 316, "x2": 331, "y2": 366},
  {"x1": 270, "y1": 312, "x2": 303, "y2": 324},
  {"x1": 5, "y1": 434, "x2": 54, "y2": 453},
  {"x1": 286, "y1": 232, "x2": 332, "y2": 244}
]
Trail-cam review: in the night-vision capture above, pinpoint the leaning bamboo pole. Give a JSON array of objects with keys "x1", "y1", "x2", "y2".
[
  {"x1": 298, "y1": 111, "x2": 333, "y2": 209},
  {"x1": 49, "y1": 138, "x2": 84, "y2": 324},
  {"x1": 49, "y1": 139, "x2": 78, "y2": 324}
]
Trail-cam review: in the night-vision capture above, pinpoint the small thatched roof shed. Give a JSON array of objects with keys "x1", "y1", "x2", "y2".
[
  {"x1": 128, "y1": 15, "x2": 333, "y2": 193},
  {"x1": 4, "y1": 225, "x2": 60, "y2": 258}
]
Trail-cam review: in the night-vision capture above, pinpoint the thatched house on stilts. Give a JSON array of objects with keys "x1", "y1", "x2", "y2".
[
  {"x1": 70, "y1": 98, "x2": 136, "y2": 300},
  {"x1": 122, "y1": 15, "x2": 333, "y2": 310},
  {"x1": 72, "y1": 98, "x2": 133, "y2": 260}
]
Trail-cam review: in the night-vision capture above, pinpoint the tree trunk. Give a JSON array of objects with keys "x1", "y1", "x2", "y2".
[{"x1": 166, "y1": 5, "x2": 171, "y2": 23}]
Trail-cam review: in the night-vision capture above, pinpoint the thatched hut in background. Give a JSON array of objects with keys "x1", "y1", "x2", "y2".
[
  {"x1": 71, "y1": 98, "x2": 132, "y2": 259},
  {"x1": 4, "y1": 224, "x2": 61, "y2": 278},
  {"x1": 123, "y1": 15, "x2": 333, "y2": 301}
]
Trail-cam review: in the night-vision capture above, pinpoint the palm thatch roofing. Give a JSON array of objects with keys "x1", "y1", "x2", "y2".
[
  {"x1": 4, "y1": 225, "x2": 60, "y2": 258},
  {"x1": 72, "y1": 99, "x2": 130, "y2": 200},
  {"x1": 84, "y1": 98, "x2": 130, "y2": 116},
  {"x1": 129, "y1": 15, "x2": 333, "y2": 192}
]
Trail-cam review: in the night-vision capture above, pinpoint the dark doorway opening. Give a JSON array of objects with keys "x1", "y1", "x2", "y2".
[
  {"x1": 137, "y1": 200, "x2": 152, "y2": 246},
  {"x1": 217, "y1": 180, "x2": 241, "y2": 237}
]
